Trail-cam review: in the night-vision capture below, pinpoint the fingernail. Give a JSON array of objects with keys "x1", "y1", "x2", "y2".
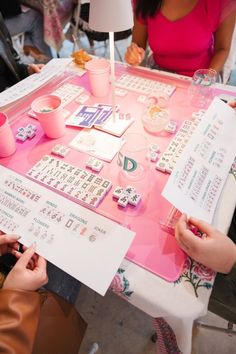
[
  {"x1": 16, "y1": 236, "x2": 21, "y2": 240},
  {"x1": 30, "y1": 241, "x2": 37, "y2": 250}
]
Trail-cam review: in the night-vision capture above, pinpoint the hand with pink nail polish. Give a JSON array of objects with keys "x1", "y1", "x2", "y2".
[
  {"x1": 3, "y1": 245, "x2": 48, "y2": 291},
  {"x1": 125, "y1": 42, "x2": 145, "y2": 66}
]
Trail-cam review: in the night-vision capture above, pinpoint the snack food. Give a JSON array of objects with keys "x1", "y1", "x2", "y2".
[{"x1": 71, "y1": 49, "x2": 92, "y2": 68}]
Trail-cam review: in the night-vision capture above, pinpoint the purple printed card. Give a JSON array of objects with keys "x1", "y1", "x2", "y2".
[
  {"x1": 94, "y1": 104, "x2": 119, "y2": 126},
  {"x1": 94, "y1": 104, "x2": 113, "y2": 126},
  {"x1": 66, "y1": 105, "x2": 103, "y2": 128}
]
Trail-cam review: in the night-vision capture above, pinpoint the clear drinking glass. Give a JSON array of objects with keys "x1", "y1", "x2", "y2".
[
  {"x1": 141, "y1": 92, "x2": 170, "y2": 133},
  {"x1": 117, "y1": 133, "x2": 148, "y2": 181},
  {"x1": 188, "y1": 68, "x2": 217, "y2": 108}
]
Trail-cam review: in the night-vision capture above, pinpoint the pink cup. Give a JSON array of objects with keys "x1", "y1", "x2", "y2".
[
  {"x1": 31, "y1": 95, "x2": 65, "y2": 139},
  {"x1": 85, "y1": 59, "x2": 110, "y2": 97},
  {"x1": 0, "y1": 112, "x2": 16, "y2": 158}
]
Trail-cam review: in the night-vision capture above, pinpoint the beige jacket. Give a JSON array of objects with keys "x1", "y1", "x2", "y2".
[{"x1": 0, "y1": 288, "x2": 87, "y2": 354}]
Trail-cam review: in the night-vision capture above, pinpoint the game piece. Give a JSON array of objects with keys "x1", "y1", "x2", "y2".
[
  {"x1": 115, "y1": 88, "x2": 128, "y2": 96},
  {"x1": 148, "y1": 144, "x2": 161, "y2": 153},
  {"x1": 137, "y1": 95, "x2": 147, "y2": 103},
  {"x1": 113, "y1": 185, "x2": 142, "y2": 208},
  {"x1": 51, "y1": 144, "x2": 70, "y2": 157}
]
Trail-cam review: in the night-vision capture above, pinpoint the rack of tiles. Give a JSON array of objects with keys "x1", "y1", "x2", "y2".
[
  {"x1": 51, "y1": 83, "x2": 84, "y2": 107},
  {"x1": 156, "y1": 110, "x2": 206, "y2": 173},
  {"x1": 26, "y1": 155, "x2": 112, "y2": 208},
  {"x1": 116, "y1": 73, "x2": 176, "y2": 97}
]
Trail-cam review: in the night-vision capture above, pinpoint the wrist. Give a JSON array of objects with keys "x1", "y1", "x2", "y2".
[
  {"x1": 231, "y1": 246, "x2": 236, "y2": 269},
  {"x1": 227, "y1": 245, "x2": 236, "y2": 273}
]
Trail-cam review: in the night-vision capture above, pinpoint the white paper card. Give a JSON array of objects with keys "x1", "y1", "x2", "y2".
[
  {"x1": 162, "y1": 98, "x2": 236, "y2": 223},
  {"x1": 95, "y1": 112, "x2": 134, "y2": 137},
  {"x1": 0, "y1": 165, "x2": 135, "y2": 295},
  {"x1": 69, "y1": 129, "x2": 123, "y2": 162},
  {"x1": 0, "y1": 58, "x2": 72, "y2": 107}
]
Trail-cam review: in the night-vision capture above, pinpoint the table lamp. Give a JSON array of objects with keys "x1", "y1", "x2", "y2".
[{"x1": 89, "y1": 0, "x2": 133, "y2": 121}]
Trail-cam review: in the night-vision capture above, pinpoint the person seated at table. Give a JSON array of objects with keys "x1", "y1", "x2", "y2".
[
  {"x1": 0, "y1": 12, "x2": 44, "y2": 93},
  {"x1": 0, "y1": 0, "x2": 52, "y2": 63},
  {"x1": 0, "y1": 232, "x2": 87, "y2": 353},
  {"x1": 125, "y1": 0, "x2": 236, "y2": 77}
]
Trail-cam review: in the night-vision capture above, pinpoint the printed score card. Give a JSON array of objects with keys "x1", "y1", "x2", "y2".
[
  {"x1": 0, "y1": 165, "x2": 135, "y2": 295},
  {"x1": 162, "y1": 97, "x2": 236, "y2": 223},
  {"x1": 69, "y1": 129, "x2": 123, "y2": 162}
]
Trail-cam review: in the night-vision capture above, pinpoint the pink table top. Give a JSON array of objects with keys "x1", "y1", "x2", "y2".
[{"x1": 2, "y1": 63, "x2": 235, "y2": 282}]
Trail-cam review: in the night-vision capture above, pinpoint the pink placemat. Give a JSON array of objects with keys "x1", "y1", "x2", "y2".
[{"x1": 1, "y1": 64, "x2": 235, "y2": 282}]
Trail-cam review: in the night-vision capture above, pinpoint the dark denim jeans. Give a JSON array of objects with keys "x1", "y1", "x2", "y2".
[{"x1": 44, "y1": 262, "x2": 81, "y2": 304}]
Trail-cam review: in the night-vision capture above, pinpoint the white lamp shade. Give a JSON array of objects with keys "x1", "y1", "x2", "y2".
[{"x1": 89, "y1": 0, "x2": 133, "y2": 32}]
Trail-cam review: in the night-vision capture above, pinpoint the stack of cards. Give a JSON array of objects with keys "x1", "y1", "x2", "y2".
[{"x1": 66, "y1": 104, "x2": 118, "y2": 128}]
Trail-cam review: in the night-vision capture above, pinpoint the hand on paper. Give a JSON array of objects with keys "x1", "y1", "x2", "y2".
[
  {"x1": 229, "y1": 101, "x2": 236, "y2": 109},
  {"x1": 125, "y1": 42, "x2": 145, "y2": 66},
  {"x1": 3, "y1": 245, "x2": 48, "y2": 291},
  {"x1": 0, "y1": 231, "x2": 21, "y2": 256},
  {"x1": 27, "y1": 63, "x2": 44, "y2": 75},
  {"x1": 175, "y1": 214, "x2": 236, "y2": 273}
]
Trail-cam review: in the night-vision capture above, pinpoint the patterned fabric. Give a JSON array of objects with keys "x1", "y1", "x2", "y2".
[
  {"x1": 153, "y1": 318, "x2": 181, "y2": 354},
  {"x1": 109, "y1": 269, "x2": 133, "y2": 299},
  {"x1": 21, "y1": 0, "x2": 74, "y2": 51},
  {"x1": 175, "y1": 258, "x2": 215, "y2": 298}
]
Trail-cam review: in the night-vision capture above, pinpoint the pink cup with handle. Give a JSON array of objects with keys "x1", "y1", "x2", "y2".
[
  {"x1": 0, "y1": 112, "x2": 16, "y2": 157},
  {"x1": 85, "y1": 58, "x2": 110, "y2": 97},
  {"x1": 31, "y1": 95, "x2": 65, "y2": 139}
]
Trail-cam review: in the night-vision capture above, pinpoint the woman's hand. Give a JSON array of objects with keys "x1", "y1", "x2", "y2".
[
  {"x1": 175, "y1": 214, "x2": 236, "y2": 273},
  {"x1": 0, "y1": 231, "x2": 21, "y2": 256},
  {"x1": 229, "y1": 101, "x2": 236, "y2": 109},
  {"x1": 125, "y1": 42, "x2": 145, "y2": 66},
  {"x1": 3, "y1": 246, "x2": 48, "y2": 291},
  {"x1": 27, "y1": 64, "x2": 44, "y2": 75}
]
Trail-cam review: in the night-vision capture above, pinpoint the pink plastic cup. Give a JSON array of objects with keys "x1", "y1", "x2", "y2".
[
  {"x1": 0, "y1": 112, "x2": 16, "y2": 157},
  {"x1": 31, "y1": 95, "x2": 65, "y2": 139},
  {"x1": 85, "y1": 59, "x2": 110, "y2": 97}
]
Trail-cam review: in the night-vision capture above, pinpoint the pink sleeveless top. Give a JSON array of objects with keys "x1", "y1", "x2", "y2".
[{"x1": 136, "y1": 0, "x2": 236, "y2": 76}]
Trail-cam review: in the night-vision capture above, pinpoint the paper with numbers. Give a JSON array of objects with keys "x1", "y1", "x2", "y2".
[
  {"x1": 0, "y1": 58, "x2": 72, "y2": 108},
  {"x1": 0, "y1": 165, "x2": 135, "y2": 295},
  {"x1": 162, "y1": 98, "x2": 236, "y2": 223}
]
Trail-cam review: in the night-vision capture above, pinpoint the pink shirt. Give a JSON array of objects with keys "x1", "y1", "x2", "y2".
[{"x1": 137, "y1": 0, "x2": 236, "y2": 76}]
